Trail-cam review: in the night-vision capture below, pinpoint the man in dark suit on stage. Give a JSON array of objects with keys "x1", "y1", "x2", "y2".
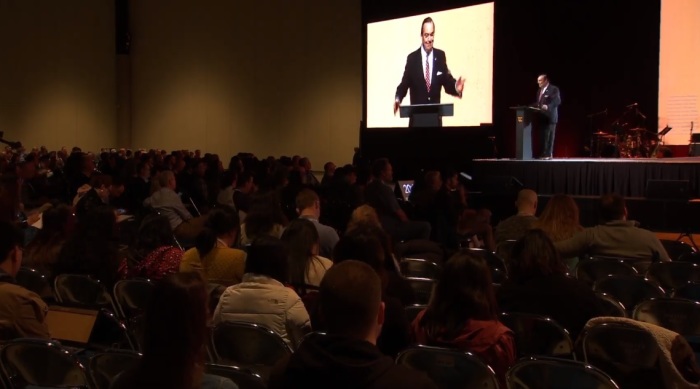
[
  {"x1": 393, "y1": 17, "x2": 465, "y2": 126},
  {"x1": 535, "y1": 74, "x2": 561, "y2": 159}
]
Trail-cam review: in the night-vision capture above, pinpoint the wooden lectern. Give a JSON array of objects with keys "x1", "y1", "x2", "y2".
[
  {"x1": 399, "y1": 103, "x2": 454, "y2": 127},
  {"x1": 509, "y1": 106, "x2": 541, "y2": 160}
]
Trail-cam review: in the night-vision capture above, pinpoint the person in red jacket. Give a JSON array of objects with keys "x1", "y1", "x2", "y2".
[{"x1": 410, "y1": 251, "x2": 516, "y2": 385}]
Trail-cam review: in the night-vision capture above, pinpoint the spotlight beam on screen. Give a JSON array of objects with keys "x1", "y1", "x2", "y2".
[
  {"x1": 658, "y1": 0, "x2": 700, "y2": 145},
  {"x1": 365, "y1": 2, "x2": 494, "y2": 128}
]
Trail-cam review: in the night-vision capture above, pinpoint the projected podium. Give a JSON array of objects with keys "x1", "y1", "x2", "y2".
[
  {"x1": 509, "y1": 106, "x2": 541, "y2": 160},
  {"x1": 399, "y1": 103, "x2": 454, "y2": 127}
]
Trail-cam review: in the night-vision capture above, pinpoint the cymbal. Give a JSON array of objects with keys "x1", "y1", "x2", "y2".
[
  {"x1": 627, "y1": 127, "x2": 646, "y2": 132},
  {"x1": 593, "y1": 131, "x2": 609, "y2": 135}
]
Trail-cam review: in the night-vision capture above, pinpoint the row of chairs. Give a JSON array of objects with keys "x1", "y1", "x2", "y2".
[{"x1": 0, "y1": 338, "x2": 266, "y2": 389}]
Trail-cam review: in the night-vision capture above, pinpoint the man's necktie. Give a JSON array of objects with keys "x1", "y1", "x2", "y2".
[{"x1": 425, "y1": 57, "x2": 431, "y2": 93}]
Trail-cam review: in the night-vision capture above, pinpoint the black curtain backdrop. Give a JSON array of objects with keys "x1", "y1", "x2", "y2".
[{"x1": 361, "y1": 0, "x2": 661, "y2": 177}]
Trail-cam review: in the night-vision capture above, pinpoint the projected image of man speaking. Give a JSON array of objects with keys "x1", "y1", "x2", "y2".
[{"x1": 393, "y1": 17, "x2": 465, "y2": 127}]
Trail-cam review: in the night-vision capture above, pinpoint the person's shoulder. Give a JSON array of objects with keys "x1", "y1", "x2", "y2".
[{"x1": 407, "y1": 48, "x2": 421, "y2": 58}]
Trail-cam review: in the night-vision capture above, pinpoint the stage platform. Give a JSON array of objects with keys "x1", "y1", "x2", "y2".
[{"x1": 471, "y1": 157, "x2": 700, "y2": 198}]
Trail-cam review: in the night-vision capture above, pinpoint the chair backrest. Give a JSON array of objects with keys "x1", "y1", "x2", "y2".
[
  {"x1": 88, "y1": 350, "x2": 142, "y2": 389},
  {"x1": 646, "y1": 262, "x2": 700, "y2": 293},
  {"x1": 15, "y1": 267, "x2": 54, "y2": 301},
  {"x1": 596, "y1": 293, "x2": 627, "y2": 317},
  {"x1": 581, "y1": 321, "x2": 663, "y2": 389},
  {"x1": 575, "y1": 259, "x2": 638, "y2": 285},
  {"x1": 211, "y1": 321, "x2": 292, "y2": 370},
  {"x1": 495, "y1": 239, "x2": 517, "y2": 262},
  {"x1": 499, "y1": 312, "x2": 574, "y2": 358},
  {"x1": 674, "y1": 281, "x2": 700, "y2": 302},
  {"x1": 205, "y1": 364, "x2": 266, "y2": 389},
  {"x1": 396, "y1": 345, "x2": 499, "y2": 389},
  {"x1": 506, "y1": 356, "x2": 620, "y2": 389},
  {"x1": 593, "y1": 275, "x2": 665, "y2": 315},
  {"x1": 404, "y1": 277, "x2": 436, "y2": 305},
  {"x1": 465, "y1": 248, "x2": 508, "y2": 284},
  {"x1": 590, "y1": 255, "x2": 651, "y2": 274},
  {"x1": 113, "y1": 279, "x2": 155, "y2": 320},
  {"x1": 678, "y1": 252, "x2": 700, "y2": 264},
  {"x1": 633, "y1": 298, "x2": 700, "y2": 336},
  {"x1": 0, "y1": 339, "x2": 89, "y2": 388},
  {"x1": 400, "y1": 258, "x2": 441, "y2": 279},
  {"x1": 405, "y1": 304, "x2": 427, "y2": 324},
  {"x1": 54, "y1": 274, "x2": 114, "y2": 310},
  {"x1": 660, "y1": 239, "x2": 696, "y2": 261}
]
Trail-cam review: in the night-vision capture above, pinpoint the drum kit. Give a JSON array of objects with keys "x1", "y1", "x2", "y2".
[{"x1": 588, "y1": 103, "x2": 660, "y2": 158}]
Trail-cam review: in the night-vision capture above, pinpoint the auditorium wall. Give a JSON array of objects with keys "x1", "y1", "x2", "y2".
[
  {"x1": 0, "y1": 0, "x2": 362, "y2": 165},
  {"x1": 129, "y1": 0, "x2": 362, "y2": 165},
  {"x1": 0, "y1": 0, "x2": 117, "y2": 152}
]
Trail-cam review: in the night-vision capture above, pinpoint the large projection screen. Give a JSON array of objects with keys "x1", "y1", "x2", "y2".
[
  {"x1": 658, "y1": 0, "x2": 700, "y2": 145},
  {"x1": 366, "y1": 2, "x2": 494, "y2": 128}
]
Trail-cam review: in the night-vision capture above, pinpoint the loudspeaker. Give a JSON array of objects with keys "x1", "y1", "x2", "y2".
[
  {"x1": 480, "y1": 175, "x2": 524, "y2": 194},
  {"x1": 690, "y1": 143, "x2": 700, "y2": 157},
  {"x1": 645, "y1": 179, "x2": 690, "y2": 200}
]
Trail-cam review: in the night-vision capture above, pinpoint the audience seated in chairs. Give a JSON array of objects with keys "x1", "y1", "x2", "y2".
[
  {"x1": 268, "y1": 260, "x2": 437, "y2": 389},
  {"x1": 555, "y1": 193, "x2": 670, "y2": 262},
  {"x1": 180, "y1": 206, "x2": 245, "y2": 286},
  {"x1": 0, "y1": 221, "x2": 50, "y2": 340},
  {"x1": 531, "y1": 193, "x2": 584, "y2": 272},
  {"x1": 494, "y1": 189, "x2": 538, "y2": 245},
  {"x1": 497, "y1": 229, "x2": 612, "y2": 340},
  {"x1": 409, "y1": 250, "x2": 515, "y2": 385},
  {"x1": 129, "y1": 213, "x2": 183, "y2": 280},
  {"x1": 212, "y1": 236, "x2": 310, "y2": 348},
  {"x1": 281, "y1": 218, "x2": 333, "y2": 290},
  {"x1": 111, "y1": 272, "x2": 238, "y2": 389}
]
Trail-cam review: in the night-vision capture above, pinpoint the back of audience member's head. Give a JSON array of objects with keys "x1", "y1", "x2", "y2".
[
  {"x1": 532, "y1": 194, "x2": 582, "y2": 242},
  {"x1": 244, "y1": 192, "x2": 286, "y2": 238},
  {"x1": 281, "y1": 218, "x2": 320, "y2": 286},
  {"x1": 347, "y1": 205, "x2": 381, "y2": 232},
  {"x1": 0, "y1": 221, "x2": 23, "y2": 269},
  {"x1": 370, "y1": 158, "x2": 390, "y2": 180},
  {"x1": 599, "y1": 193, "x2": 626, "y2": 222},
  {"x1": 333, "y1": 230, "x2": 384, "y2": 270},
  {"x1": 135, "y1": 213, "x2": 177, "y2": 257},
  {"x1": 515, "y1": 189, "x2": 538, "y2": 213},
  {"x1": 141, "y1": 272, "x2": 209, "y2": 389},
  {"x1": 509, "y1": 229, "x2": 567, "y2": 281},
  {"x1": 320, "y1": 260, "x2": 383, "y2": 341},
  {"x1": 295, "y1": 189, "x2": 319, "y2": 212},
  {"x1": 32, "y1": 204, "x2": 74, "y2": 243},
  {"x1": 245, "y1": 236, "x2": 289, "y2": 283},
  {"x1": 346, "y1": 223, "x2": 396, "y2": 273},
  {"x1": 420, "y1": 251, "x2": 498, "y2": 339},
  {"x1": 195, "y1": 206, "x2": 239, "y2": 258}
]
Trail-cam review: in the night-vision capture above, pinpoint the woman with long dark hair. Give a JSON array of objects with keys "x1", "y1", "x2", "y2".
[
  {"x1": 497, "y1": 229, "x2": 611, "y2": 340},
  {"x1": 180, "y1": 206, "x2": 245, "y2": 286},
  {"x1": 411, "y1": 251, "x2": 515, "y2": 381},
  {"x1": 281, "y1": 218, "x2": 332, "y2": 289},
  {"x1": 24, "y1": 204, "x2": 75, "y2": 277},
  {"x1": 531, "y1": 194, "x2": 583, "y2": 271},
  {"x1": 110, "y1": 272, "x2": 238, "y2": 389}
]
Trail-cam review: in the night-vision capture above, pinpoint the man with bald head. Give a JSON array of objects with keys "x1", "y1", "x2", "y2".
[
  {"x1": 268, "y1": 260, "x2": 436, "y2": 389},
  {"x1": 495, "y1": 189, "x2": 538, "y2": 245}
]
